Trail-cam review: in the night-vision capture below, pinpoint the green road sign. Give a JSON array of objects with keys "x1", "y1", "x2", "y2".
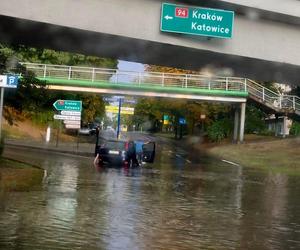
[
  {"x1": 160, "y1": 3, "x2": 234, "y2": 39},
  {"x1": 53, "y1": 100, "x2": 82, "y2": 111}
]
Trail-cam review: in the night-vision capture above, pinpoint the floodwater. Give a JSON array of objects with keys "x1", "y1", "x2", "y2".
[{"x1": 0, "y1": 144, "x2": 300, "y2": 250}]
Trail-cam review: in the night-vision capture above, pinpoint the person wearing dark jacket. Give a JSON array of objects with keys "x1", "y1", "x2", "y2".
[{"x1": 125, "y1": 141, "x2": 139, "y2": 167}]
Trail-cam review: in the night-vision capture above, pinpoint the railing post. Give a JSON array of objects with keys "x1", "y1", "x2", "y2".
[
  {"x1": 225, "y1": 77, "x2": 228, "y2": 91},
  {"x1": 208, "y1": 79, "x2": 211, "y2": 90},
  {"x1": 92, "y1": 68, "x2": 95, "y2": 82},
  {"x1": 43, "y1": 64, "x2": 47, "y2": 78},
  {"x1": 244, "y1": 78, "x2": 247, "y2": 92},
  {"x1": 185, "y1": 75, "x2": 188, "y2": 88},
  {"x1": 293, "y1": 96, "x2": 296, "y2": 110},
  {"x1": 138, "y1": 72, "x2": 141, "y2": 86},
  {"x1": 262, "y1": 87, "x2": 265, "y2": 101},
  {"x1": 68, "y1": 66, "x2": 72, "y2": 80},
  {"x1": 279, "y1": 95, "x2": 282, "y2": 109},
  {"x1": 162, "y1": 73, "x2": 165, "y2": 87}
]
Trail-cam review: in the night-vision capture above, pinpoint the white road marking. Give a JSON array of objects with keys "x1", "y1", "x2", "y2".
[{"x1": 222, "y1": 159, "x2": 240, "y2": 166}]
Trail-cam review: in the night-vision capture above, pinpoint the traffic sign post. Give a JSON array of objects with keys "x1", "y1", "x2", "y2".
[
  {"x1": 53, "y1": 99, "x2": 82, "y2": 132},
  {"x1": 0, "y1": 75, "x2": 19, "y2": 88},
  {"x1": 104, "y1": 96, "x2": 136, "y2": 139},
  {"x1": 0, "y1": 74, "x2": 19, "y2": 142},
  {"x1": 53, "y1": 100, "x2": 82, "y2": 111},
  {"x1": 160, "y1": 3, "x2": 234, "y2": 39},
  {"x1": 65, "y1": 124, "x2": 81, "y2": 129},
  {"x1": 53, "y1": 114, "x2": 81, "y2": 121},
  {"x1": 63, "y1": 120, "x2": 81, "y2": 125},
  {"x1": 60, "y1": 110, "x2": 81, "y2": 116},
  {"x1": 105, "y1": 105, "x2": 134, "y2": 115}
]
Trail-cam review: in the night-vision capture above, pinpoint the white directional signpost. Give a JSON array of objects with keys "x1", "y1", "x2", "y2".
[
  {"x1": 53, "y1": 100, "x2": 82, "y2": 146},
  {"x1": 0, "y1": 74, "x2": 19, "y2": 141},
  {"x1": 53, "y1": 99, "x2": 82, "y2": 128},
  {"x1": 53, "y1": 100, "x2": 82, "y2": 112},
  {"x1": 53, "y1": 114, "x2": 81, "y2": 121}
]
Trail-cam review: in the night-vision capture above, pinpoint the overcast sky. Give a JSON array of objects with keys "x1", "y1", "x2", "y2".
[{"x1": 117, "y1": 60, "x2": 145, "y2": 72}]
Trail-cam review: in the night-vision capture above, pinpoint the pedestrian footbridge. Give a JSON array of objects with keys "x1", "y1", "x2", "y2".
[
  {"x1": 22, "y1": 63, "x2": 300, "y2": 118},
  {"x1": 20, "y1": 62, "x2": 300, "y2": 143}
]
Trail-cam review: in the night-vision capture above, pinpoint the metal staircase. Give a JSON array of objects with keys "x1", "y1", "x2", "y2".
[{"x1": 246, "y1": 79, "x2": 300, "y2": 116}]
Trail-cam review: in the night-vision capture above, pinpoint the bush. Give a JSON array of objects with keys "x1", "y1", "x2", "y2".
[
  {"x1": 245, "y1": 105, "x2": 266, "y2": 134},
  {"x1": 31, "y1": 111, "x2": 54, "y2": 126},
  {"x1": 289, "y1": 121, "x2": 300, "y2": 136},
  {"x1": 259, "y1": 129, "x2": 275, "y2": 136},
  {"x1": 0, "y1": 133, "x2": 5, "y2": 156},
  {"x1": 207, "y1": 118, "x2": 232, "y2": 142}
]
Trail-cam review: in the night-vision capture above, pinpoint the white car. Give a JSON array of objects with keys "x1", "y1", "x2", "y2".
[{"x1": 79, "y1": 127, "x2": 91, "y2": 135}]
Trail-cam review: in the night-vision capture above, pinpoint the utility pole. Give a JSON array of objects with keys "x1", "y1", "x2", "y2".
[{"x1": 116, "y1": 98, "x2": 122, "y2": 139}]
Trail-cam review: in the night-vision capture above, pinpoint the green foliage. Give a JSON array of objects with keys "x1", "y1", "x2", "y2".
[
  {"x1": 245, "y1": 104, "x2": 267, "y2": 134},
  {"x1": 260, "y1": 81, "x2": 280, "y2": 94},
  {"x1": 5, "y1": 72, "x2": 49, "y2": 113},
  {"x1": 291, "y1": 86, "x2": 300, "y2": 97},
  {"x1": 207, "y1": 118, "x2": 233, "y2": 142},
  {"x1": 81, "y1": 94, "x2": 105, "y2": 123},
  {"x1": 2, "y1": 44, "x2": 117, "y2": 68},
  {"x1": 289, "y1": 121, "x2": 300, "y2": 136},
  {"x1": 30, "y1": 111, "x2": 54, "y2": 126},
  {"x1": 0, "y1": 44, "x2": 116, "y2": 126},
  {"x1": 259, "y1": 129, "x2": 275, "y2": 136},
  {"x1": 0, "y1": 131, "x2": 6, "y2": 156}
]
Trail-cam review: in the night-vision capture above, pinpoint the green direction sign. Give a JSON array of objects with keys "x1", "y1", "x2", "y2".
[
  {"x1": 53, "y1": 100, "x2": 82, "y2": 111},
  {"x1": 160, "y1": 3, "x2": 234, "y2": 39}
]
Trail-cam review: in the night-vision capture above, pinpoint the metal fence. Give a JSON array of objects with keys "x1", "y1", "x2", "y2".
[
  {"x1": 21, "y1": 62, "x2": 300, "y2": 114},
  {"x1": 21, "y1": 62, "x2": 247, "y2": 92}
]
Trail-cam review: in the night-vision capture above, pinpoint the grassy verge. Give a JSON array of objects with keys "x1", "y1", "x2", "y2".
[
  {"x1": 207, "y1": 136, "x2": 300, "y2": 175},
  {"x1": 0, "y1": 158, "x2": 44, "y2": 192}
]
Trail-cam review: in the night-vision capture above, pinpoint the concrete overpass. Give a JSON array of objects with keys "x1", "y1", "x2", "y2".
[{"x1": 0, "y1": 0, "x2": 299, "y2": 84}]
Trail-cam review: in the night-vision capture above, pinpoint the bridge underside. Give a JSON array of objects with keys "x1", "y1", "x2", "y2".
[
  {"x1": 0, "y1": 15, "x2": 299, "y2": 85},
  {"x1": 45, "y1": 85, "x2": 247, "y2": 103}
]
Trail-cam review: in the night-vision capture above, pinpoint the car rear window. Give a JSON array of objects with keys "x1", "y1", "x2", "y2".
[{"x1": 104, "y1": 141, "x2": 126, "y2": 150}]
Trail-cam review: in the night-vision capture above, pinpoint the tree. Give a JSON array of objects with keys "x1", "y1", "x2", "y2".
[
  {"x1": 0, "y1": 44, "x2": 117, "y2": 125},
  {"x1": 81, "y1": 94, "x2": 105, "y2": 124},
  {"x1": 291, "y1": 86, "x2": 300, "y2": 97},
  {"x1": 245, "y1": 104, "x2": 267, "y2": 133}
]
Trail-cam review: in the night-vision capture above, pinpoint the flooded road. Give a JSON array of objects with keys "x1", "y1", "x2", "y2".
[{"x1": 1, "y1": 144, "x2": 300, "y2": 250}]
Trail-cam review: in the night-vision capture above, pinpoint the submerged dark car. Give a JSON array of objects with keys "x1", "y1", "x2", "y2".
[
  {"x1": 95, "y1": 139, "x2": 155, "y2": 167},
  {"x1": 96, "y1": 140, "x2": 127, "y2": 166}
]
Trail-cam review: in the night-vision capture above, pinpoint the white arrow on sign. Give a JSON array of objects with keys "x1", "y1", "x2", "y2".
[
  {"x1": 53, "y1": 115, "x2": 81, "y2": 121},
  {"x1": 63, "y1": 120, "x2": 81, "y2": 125},
  {"x1": 65, "y1": 124, "x2": 81, "y2": 129},
  {"x1": 61, "y1": 110, "x2": 81, "y2": 116},
  {"x1": 164, "y1": 15, "x2": 173, "y2": 20}
]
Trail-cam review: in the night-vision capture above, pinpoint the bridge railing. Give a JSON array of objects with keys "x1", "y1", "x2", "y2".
[
  {"x1": 21, "y1": 62, "x2": 247, "y2": 93},
  {"x1": 21, "y1": 62, "x2": 300, "y2": 114},
  {"x1": 247, "y1": 79, "x2": 300, "y2": 114}
]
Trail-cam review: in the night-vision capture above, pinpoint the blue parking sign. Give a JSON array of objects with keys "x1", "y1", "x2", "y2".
[
  {"x1": 179, "y1": 118, "x2": 186, "y2": 125},
  {"x1": 7, "y1": 75, "x2": 19, "y2": 87}
]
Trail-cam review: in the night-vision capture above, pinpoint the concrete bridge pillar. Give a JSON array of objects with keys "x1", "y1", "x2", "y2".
[
  {"x1": 233, "y1": 102, "x2": 246, "y2": 143},
  {"x1": 233, "y1": 106, "x2": 239, "y2": 143},
  {"x1": 239, "y1": 102, "x2": 246, "y2": 143}
]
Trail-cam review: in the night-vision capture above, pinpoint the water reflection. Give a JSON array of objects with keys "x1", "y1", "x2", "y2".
[{"x1": 0, "y1": 147, "x2": 299, "y2": 250}]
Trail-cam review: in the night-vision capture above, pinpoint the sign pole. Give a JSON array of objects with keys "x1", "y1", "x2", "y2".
[
  {"x1": 0, "y1": 87, "x2": 4, "y2": 142},
  {"x1": 116, "y1": 98, "x2": 122, "y2": 139}
]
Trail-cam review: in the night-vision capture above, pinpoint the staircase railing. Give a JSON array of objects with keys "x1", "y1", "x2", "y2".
[{"x1": 246, "y1": 79, "x2": 300, "y2": 114}]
